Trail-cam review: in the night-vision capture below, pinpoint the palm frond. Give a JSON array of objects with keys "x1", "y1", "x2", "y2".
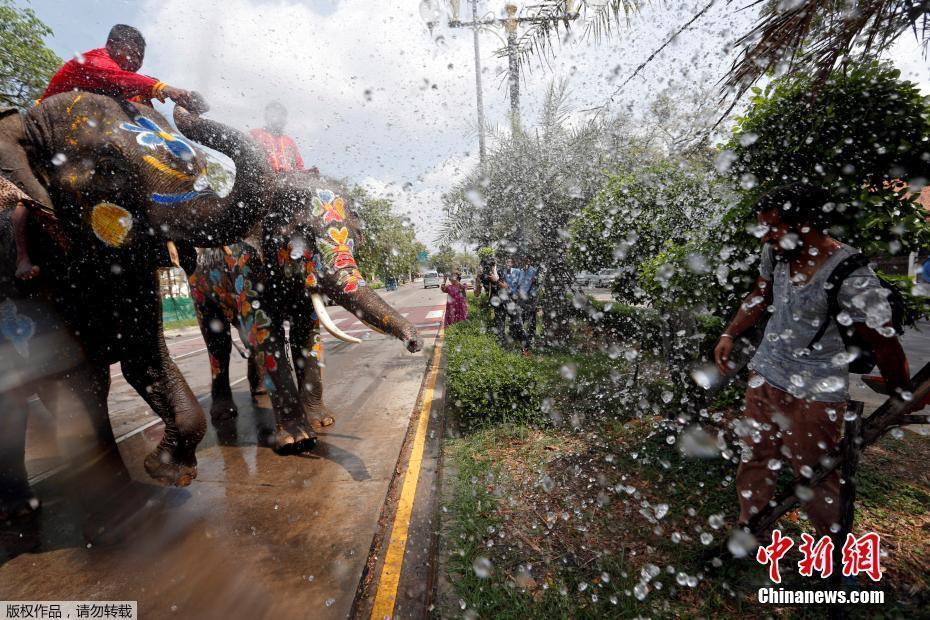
[
  {"x1": 497, "y1": 1, "x2": 648, "y2": 70},
  {"x1": 724, "y1": 0, "x2": 930, "y2": 96}
]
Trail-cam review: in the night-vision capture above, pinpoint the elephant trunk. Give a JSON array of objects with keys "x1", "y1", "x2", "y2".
[
  {"x1": 148, "y1": 107, "x2": 271, "y2": 246},
  {"x1": 336, "y1": 285, "x2": 422, "y2": 353}
]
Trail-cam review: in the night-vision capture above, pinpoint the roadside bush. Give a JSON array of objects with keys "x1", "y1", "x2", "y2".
[
  {"x1": 445, "y1": 324, "x2": 558, "y2": 428},
  {"x1": 447, "y1": 296, "x2": 649, "y2": 427}
]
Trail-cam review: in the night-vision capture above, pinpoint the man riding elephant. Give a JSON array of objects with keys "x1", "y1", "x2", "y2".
[
  {"x1": 0, "y1": 92, "x2": 272, "y2": 519},
  {"x1": 190, "y1": 171, "x2": 422, "y2": 440}
]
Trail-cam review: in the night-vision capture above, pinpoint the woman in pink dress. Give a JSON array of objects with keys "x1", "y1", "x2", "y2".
[{"x1": 441, "y1": 272, "x2": 468, "y2": 326}]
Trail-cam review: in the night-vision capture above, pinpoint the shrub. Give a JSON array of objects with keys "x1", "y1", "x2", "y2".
[
  {"x1": 446, "y1": 297, "x2": 642, "y2": 427},
  {"x1": 445, "y1": 324, "x2": 558, "y2": 428}
]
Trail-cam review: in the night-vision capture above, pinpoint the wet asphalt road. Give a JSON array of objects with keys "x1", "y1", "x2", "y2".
[{"x1": 1, "y1": 282, "x2": 447, "y2": 619}]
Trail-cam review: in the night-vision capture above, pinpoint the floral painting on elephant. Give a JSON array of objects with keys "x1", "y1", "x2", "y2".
[{"x1": 120, "y1": 114, "x2": 218, "y2": 205}]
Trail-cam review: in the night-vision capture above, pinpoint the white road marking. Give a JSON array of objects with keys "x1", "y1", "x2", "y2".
[{"x1": 425, "y1": 310, "x2": 444, "y2": 319}]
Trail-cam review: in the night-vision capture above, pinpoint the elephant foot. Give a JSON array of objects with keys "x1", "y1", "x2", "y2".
[
  {"x1": 273, "y1": 418, "x2": 317, "y2": 455},
  {"x1": 143, "y1": 446, "x2": 198, "y2": 487},
  {"x1": 210, "y1": 396, "x2": 238, "y2": 421},
  {"x1": 304, "y1": 403, "x2": 337, "y2": 431}
]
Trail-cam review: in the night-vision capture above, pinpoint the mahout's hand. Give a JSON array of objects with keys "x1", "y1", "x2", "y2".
[{"x1": 714, "y1": 336, "x2": 734, "y2": 376}]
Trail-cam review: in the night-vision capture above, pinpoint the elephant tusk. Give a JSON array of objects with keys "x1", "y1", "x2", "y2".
[{"x1": 311, "y1": 293, "x2": 361, "y2": 344}]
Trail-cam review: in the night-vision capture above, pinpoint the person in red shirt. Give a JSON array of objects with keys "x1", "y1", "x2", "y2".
[
  {"x1": 16, "y1": 25, "x2": 204, "y2": 280},
  {"x1": 39, "y1": 24, "x2": 199, "y2": 109},
  {"x1": 250, "y1": 102, "x2": 318, "y2": 173}
]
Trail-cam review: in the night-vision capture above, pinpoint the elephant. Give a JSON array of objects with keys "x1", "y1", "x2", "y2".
[
  {"x1": 0, "y1": 92, "x2": 272, "y2": 518},
  {"x1": 189, "y1": 171, "x2": 422, "y2": 441}
]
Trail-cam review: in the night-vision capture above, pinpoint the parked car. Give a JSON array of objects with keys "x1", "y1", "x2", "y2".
[
  {"x1": 574, "y1": 270, "x2": 595, "y2": 287},
  {"x1": 423, "y1": 270, "x2": 440, "y2": 289},
  {"x1": 595, "y1": 268, "x2": 622, "y2": 288},
  {"x1": 385, "y1": 276, "x2": 398, "y2": 291}
]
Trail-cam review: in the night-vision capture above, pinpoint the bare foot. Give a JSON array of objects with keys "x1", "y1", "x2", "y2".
[{"x1": 15, "y1": 260, "x2": 40, "y2": 280}]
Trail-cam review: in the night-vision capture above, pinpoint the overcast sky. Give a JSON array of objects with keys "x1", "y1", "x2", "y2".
[{"x1": 23, "y1": 0, "x2": 930, "y2": 250}]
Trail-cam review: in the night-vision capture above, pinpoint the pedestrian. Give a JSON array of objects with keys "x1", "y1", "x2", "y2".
[
  {"x1": 496, "y1": 257, "x2": 525, "y2": 347},
  {"x1": 40, "y1": 24, "x2": 201, "y2": 109},
  {"x1": 250, "y1": 102, "x2": 319, "y2": 174},
  {"x1": 713, "y1": 183, "x2": 909, "y2": 537},
  {"x1": 441, "y1": 272, "x2": 468, "y2": 327},
  {"x1": 516, "y1": 254, "x2": 539, "y2": 354}
]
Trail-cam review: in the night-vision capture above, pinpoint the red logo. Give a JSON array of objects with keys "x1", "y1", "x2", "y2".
[{"x1": 756, "y1": 530, "x2": 884, "y2": 582}]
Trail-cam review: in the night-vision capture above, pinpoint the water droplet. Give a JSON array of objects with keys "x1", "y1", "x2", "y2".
[
  {"x1": 748, "y1": 375, "x2": 766, "y2": 388},
  {"x1": 51, "y1": 153, "x2": 67, "y2": 166},
  {"x1": 727, "y1": 528, "x2": 757, "y2": 558},
  {"x1": 700, "y1": 532, "x2": 713, "y2": 545},
  {"x1": 472, "y1": 556, "x2": 492, "y2": 578},
  {"x1": 767, "y1": 459, "x2": 782, "y2": 471}
]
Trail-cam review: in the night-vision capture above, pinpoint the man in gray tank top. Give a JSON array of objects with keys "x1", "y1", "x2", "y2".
[{"x1": 713, "y1": 184, "x2": 909, "y2": 537}]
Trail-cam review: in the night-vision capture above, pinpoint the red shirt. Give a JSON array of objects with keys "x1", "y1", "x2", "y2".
[
  {"x1": 40, "y1": 47, "x2": 166, "y2": 104},
  {"x1": 250, "y1": 127, "x2": 304, "y2": 172}
]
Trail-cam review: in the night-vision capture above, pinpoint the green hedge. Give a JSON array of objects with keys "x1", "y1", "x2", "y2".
[
  {"x1": 445, "y1": 297, "x2": 631, "y2": 428},
  {"x1": 445, "y1": 321, "x2": 557, "y2": 428}
]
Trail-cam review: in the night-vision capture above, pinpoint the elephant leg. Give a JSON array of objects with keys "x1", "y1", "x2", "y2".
[
  {"x1": 247, "y1": 354, "x2": 268, "y2": 400},
  {"x1": 121, "y1": 333, "x2": 206, "y2": 487},
  {"x1": 253, "y1": 321, "x2": 316, "y2": 454},
  {"x1": 290, "y1": 311, "x2": 334, "y2": 430},
  {"x1": 0, "y1": 387, "x2": 38, "y2": 519},
  {"x1": 197, "y1": 300, "x2": 238, "y2": 421}
]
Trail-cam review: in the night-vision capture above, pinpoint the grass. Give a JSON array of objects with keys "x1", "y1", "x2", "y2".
[
  {"x1": 163, "y1": 318, "x2": 199, "y2": 331},
  {"x1": 439, "y1": 398, "x2": 930, "y2": 618}
]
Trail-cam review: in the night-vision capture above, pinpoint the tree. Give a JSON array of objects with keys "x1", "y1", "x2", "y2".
[
  {"x1": 441, "y1": 81, "x2": 625, "y2": 345},
  {"x1": 350, "y1": 186, "x2": 420, "y2": 282},
  {"x1": 570, "y1": 157, "x2": 730, "y2": 303},
  {"x1": 725, "y1": 0, "x2": 930, "y2": 94},
  {"x1": 430, "y1": 245, "x2": 456, "y2": 275},
  {"x1": 0, "y1": 1, "x2": 61, "y2": 109},
  {"x1": 454, "y1": 250, "x2": 478, "y2": 275},
  {"x1": 724, "y1": 60, "x2": 930, "y2": 259},
  {"x1": 639, "y1": 60, "x2": 930, "y2": 321}
]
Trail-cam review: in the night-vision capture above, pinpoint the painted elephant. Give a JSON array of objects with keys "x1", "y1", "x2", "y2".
[
  {"x1": 189, "y1": 172, "x2": 422, "y2": 444},
  {"x1": 0, "y1": 92, "x2": 271, "y2": 518}
]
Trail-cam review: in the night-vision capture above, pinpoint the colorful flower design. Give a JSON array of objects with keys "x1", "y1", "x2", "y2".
[
  {"x1": 312, "y1": 189, "x2": 346, "y2": 224},
  {"x1": 90, "y1": 202, "x2": 133, "y2": 247},
  {"x1": 208, "y1": 353, "x2": 221, "y2": 378},
  {"x1": 151, "y1": 189, "x2": 215, "y2": 205},
  {"x1": 339, "y1": 270, "x2": 366, "y2": 294},
  {"x1": 322, "y1": 226, "x2": 359, "y2": 270},
  {"x1": 120, "y1": 116, "x2": 196, "y2": 161}
]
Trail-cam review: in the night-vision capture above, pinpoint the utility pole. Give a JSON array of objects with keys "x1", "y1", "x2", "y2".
[
  {"x1": 469, "y1": 0, "x2": 487, "y2": 164},
  {"x1": 427, "y1": 1, "x2": 579, "y2": 160}
]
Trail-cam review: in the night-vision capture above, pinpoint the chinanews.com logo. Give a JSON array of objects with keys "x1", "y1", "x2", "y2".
[{"x1": 754, "y1": 530, "x2": 886, "y2": 606}]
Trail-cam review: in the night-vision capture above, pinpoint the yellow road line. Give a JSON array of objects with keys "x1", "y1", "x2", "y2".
[{"x1": 370, "y1": 326, "x2": 445, "y2": 620}]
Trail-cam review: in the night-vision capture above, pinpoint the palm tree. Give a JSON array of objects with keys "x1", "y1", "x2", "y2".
[
  {"x1": 506, "y1": 1, "x2": 929, "y2": 100},
  {"x1": 725, "y1": 0, "x2": 930, "y2": 95},
  {"x1": 440, "y1": 80, "x2": 638, "y2": 345}
]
